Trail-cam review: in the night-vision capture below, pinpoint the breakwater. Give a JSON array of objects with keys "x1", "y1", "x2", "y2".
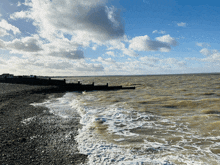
[{"x1": 0, "y1": 77, "x2": 135, "y2": 91}]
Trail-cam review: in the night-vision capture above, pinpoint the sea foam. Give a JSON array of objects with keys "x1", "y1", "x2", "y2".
[{"x1": 30, "y1": 91, "x2": 220, "y2": 164}]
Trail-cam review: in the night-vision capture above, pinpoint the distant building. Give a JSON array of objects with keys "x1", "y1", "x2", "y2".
[
  {"x1": 0, "y1": 74, "x2": 37, "y2": 79},
  {"x1": 30, "y1": 75, "x2": 37, "y2": 78},
  {"x1": 22, "y1": 75, "x2": 29, "y2": 78},
  {"x1": 0, "y1": 73, "x2": 14, "y2": 78}
]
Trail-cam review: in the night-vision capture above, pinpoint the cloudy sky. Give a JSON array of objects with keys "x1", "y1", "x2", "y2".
[{"x1": 0, "y1": 0, "x2": 220, "y2": 76}]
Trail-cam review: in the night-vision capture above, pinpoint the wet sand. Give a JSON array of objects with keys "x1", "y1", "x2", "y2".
[{"x1": 0, "y1": 83, "x2": 87, "y2": 165}]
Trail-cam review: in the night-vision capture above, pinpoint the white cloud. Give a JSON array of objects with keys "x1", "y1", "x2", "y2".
[
  {"x1": 0, "y1": 28, "x2": 9, "y2": 37},
  {"x1": 106, "y1": 34, "x2": 177, "y2": 56},
  {"x1": 91, "y1": 57, "x2": 124, "y2": 72},
  {"x1": 109, "y1": 56, "x2": 188, "y2": 75},
  {"x1": 196, "y1": 42, "x2": 211, "y2": 47},
  {"x1": 159, "y1": 47, "x2": 171, "y2": 52},
  {"x1": 107, "y1": 38, "x2": 138, "y2": 57},
  {"x1": 7, "y1": 0, "x2": 127, "y2": 65},
  {"x1": 1, "y1": 0, "x2": 189, "y2": 76},
  {"x1": 186, "y1": 49, "x2": 220, "y2": 69},
  {"x1": 6, "y1": 35, "x2": 43, "y2": 53},
  {"x1": 161, "y1": 58, "x2": 186, "y2": 68},
  {"x1": 201, "y1": 53, "x2": 220, "y2": 63},
  {"x1": 45, "y1": 61, "x2": 74, "y2": 70},
  {"x1": 196, "y1": 43, "x2": 203, "y2": 47},
  {"x1": 96, "y1": 57, "x2": 116, "y2": 65},
  {"x1": 17, "y1": 1, "x2": 22, "y2": 7},
  {"x1": 75, "y1": 62, "x2": 104, "y2": 72},
  {"x1": 129, "y1": 35, "x2": 150, "y2": 51},
  {"x1": 48, "y1": 49, "x2": 84, "y2": 59},
  {"x1": 200, "y1": 48, "x2": 212, "y2": 56},
  {"x1": 106, "y1": 51, "x2": 116, "y2": 57},
  {"x1": 0, "y1": 57, "x2": 6, "y2": 65},
  {"x1": 0, "y1": 40, "x2": 6, "y2": 48},
  {"x1": 139, "y1": 56, "x2": 186, "y2": 68},
  {"x1": 108, "y1": 39, "x2": 126, "y2": 50},
  {"x1": 2, "y1": 53, "x2": 188, "y2": 76},
  {"x1": 92, "y1": 45, "x2": 98, "y2": 50},
  {"x1": 10, "y1": 11, "x2": 30, "y2": 20},
  {"x1": 0, "y1": 19, "x2": 21, "y2": 35},
  {"x1": 199, "y1": 48, "x2": 220, "y2": 63},
  {"x1": 39, "y1": 36, "x2": 85, "y2": 59},
  {"x1": 0, "y1": 32, "x2": 84, "y2": 59},
  {"x1": 129, "y1": 34, "x2": 177, "y2": 52},
  {"x1": 122, "y1": 48, "x2": 138, "y2": 56},
  {"x1": 155, "y1": 34, "x2": 177, "y2": 46},
  {"x1": 2, "y1": 55, "x2": 104, "y2": 76},
  {"x1": 139, "y1": 56, "x2": 160, "y2": 63},
  {"x1": 152, "y1": 30, "x2": 166, "y2": 34},
  {"x1": 177, "y1": 22, "x2": 186, "y2": 27},
  {"x1": 11, "y1": 0, "x2": 124, "y2": 43}
]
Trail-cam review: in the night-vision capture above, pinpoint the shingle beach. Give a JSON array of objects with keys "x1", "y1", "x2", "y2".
[{"x1": 0, "y1": 83, "x2": 87, "y2": 165}]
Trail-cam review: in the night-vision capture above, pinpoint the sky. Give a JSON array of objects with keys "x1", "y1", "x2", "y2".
[{"x1": 0, "y1": 0, "x2": 220, "y2": 76}]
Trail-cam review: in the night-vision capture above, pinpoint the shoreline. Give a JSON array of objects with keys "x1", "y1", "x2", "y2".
[{"x1": 0, "y1": 83, "x2": 87, "y2": 165}]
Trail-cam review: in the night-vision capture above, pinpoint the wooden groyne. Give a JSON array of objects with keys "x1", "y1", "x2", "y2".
[
  {"x1": 0, "y1": 76, "x2": 135, "y2": 91},
  {"x1": 64, "y1": 82, "x2": 135, "y2": 91}
]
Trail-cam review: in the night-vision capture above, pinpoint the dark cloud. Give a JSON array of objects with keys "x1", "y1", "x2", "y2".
[
  {"x1": 75, "y1": 63, "x2": 104, "y2": 72},
  {"x1": 6, "y1": 37, "x2": 42, "y2": 52},
  {"x1": 48, "y1": 49, "x2": 84, "y2": 59}
]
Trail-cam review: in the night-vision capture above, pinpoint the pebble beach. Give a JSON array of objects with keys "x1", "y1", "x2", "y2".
[{"x1": 0, "y1": 83, "x2": 87, "y2": 165}]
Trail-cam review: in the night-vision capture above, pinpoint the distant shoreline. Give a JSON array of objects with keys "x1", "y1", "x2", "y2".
[{"x1": 48, "y1": 72, "x2": 220, "y2": 78}]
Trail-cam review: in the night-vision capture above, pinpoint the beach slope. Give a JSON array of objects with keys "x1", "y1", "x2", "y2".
[{"x1": 0, "y1": 83, "x2": 87, "y2": 165}]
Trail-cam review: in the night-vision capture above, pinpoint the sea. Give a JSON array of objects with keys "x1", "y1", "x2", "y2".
[{"x1": 31, "y1": 74, "x2": 220, "y2": 164}]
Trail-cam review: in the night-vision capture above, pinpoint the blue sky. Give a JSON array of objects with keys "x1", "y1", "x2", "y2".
[{"x1": 0, "y1": 0, "x2": 220, "y2": 76}]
